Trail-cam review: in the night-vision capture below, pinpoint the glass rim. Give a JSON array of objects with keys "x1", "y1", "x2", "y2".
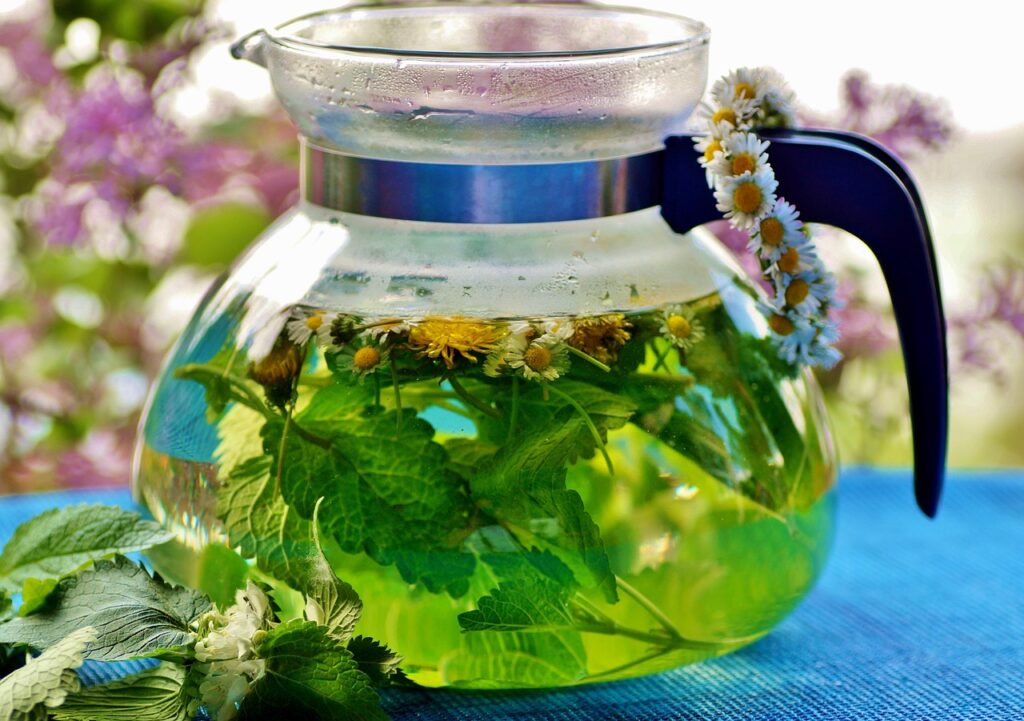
[{"x1": 266, "y1": 2, "x2": 711, "y2": 60}]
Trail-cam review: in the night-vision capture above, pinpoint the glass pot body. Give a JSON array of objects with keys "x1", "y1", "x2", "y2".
[{"x1": 133, "y1": 3, "x2": 838, "y2": 690}]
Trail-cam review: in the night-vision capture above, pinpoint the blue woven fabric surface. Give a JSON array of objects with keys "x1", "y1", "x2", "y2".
[{"x1": 0, "y1": 468, "x2": 1021, "y2": 720}]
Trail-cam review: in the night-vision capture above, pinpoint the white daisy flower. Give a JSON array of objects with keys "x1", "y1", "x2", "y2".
[
  {"x1": 775, "y1": 268, "x2": 836, "y2": 316},
  {"x1": 768, "y1": 233, "x2": 820, "y2": 279},
  {"x1": 285, "y1": 308, "x2": 326, "y2": 347},
  {"x1": 711, "y1": 67, "x2": 768, "y2": 107},
  {"x1": 757, "y1": 68, "x2": 798, "y2": 127},
  {"x1": 769, "y1": 313, "x2": 817, "y2": 366},
  {"x1": 505, "y1": 332, "x2": 571, "y2": 382},
  {"x1": 708, "y1": 132, "x2": 771, "y2": 181},
  {"x1": 659, "y1": 304, "x2": 705, "y2": 351},
  {"x1": 807, "y1": 320, "x2": 843, "y2": 369},
  {"x1": 714, "y1": 168, "x2": 778, "y2": 230},
  {"x1": 747, "y1": 198, "x2": 803, "y2": 261}
]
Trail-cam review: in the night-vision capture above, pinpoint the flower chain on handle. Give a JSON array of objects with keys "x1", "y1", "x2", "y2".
[{"x1": 695, "y1": 68, "x2": 842, "y2": 369}]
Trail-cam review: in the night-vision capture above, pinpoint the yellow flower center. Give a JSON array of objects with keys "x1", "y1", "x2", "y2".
[
  {"x1": 778, "y1": 247, "x2": 801, "y2": 274},
  {"x1": 524, "y1": 345, "x2": 553, "y2": 372},
  {"x1": 760, "y1": 217, "x2": 784, "y2": 246},
  {"x1": 734, "y1": 82, "x2": 756, "y2": 99},
  {"x1": 703, "y1": 139, "x2": 723, "y2": 162},
  {"x1": 353, "y1": 346, "x2": 382, "y2": 371},
  {"x1": 731, "y1": 153, "x2": 756, "y2": 175},
  {"x1": 305, "y1": 315, "x2": 323, "y2": 331},
  {"x1": 712, "y1": 108, "x2": 737, "y2": 126},
  {"x1": 666, "y1": 314, "x2": 692, "y2": 339},
  {"x1": 769, "y1": 314, "x2": 795, "y2": 336},
  {"x1": 733, "y1": 182, "x2": 763, "y2": 214},
  {"x1": 786, "y1": 279, "x2": 810, "y2": 306}
]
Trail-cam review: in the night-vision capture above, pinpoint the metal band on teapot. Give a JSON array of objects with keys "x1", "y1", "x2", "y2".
[{"x1": 300, "y1": 139, "x2": 665, "y2": 224}]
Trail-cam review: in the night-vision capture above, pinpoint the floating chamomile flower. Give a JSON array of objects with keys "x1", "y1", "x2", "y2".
[
  {"x1": 361, "y1": 317, "x2": 412, "y2": 345},
  {"x1": 335, "y1": 339, "x2": 390, "y2": 381},
  {"x1": 408, "y1": 317, "x2": 506, "y2": 369},
  {"x1": 659, "y1": 304, "x2": 705, "y2": 351},
  {"x1": 714, "y1": 168, "x2": 778, "y2": 230},
  {"x1": 541, "y1": 318, "x2": 575, "y2": 341},
  {"x1": 483, "y1": 322, "x2": 532, "y2": 378},
  {"x1": 748, "y1": 198, "x2": 803, "y2": 261},
  {"x1": 569, "y1": 313, "x2": 632, "y2": 365},
  {"x1": 708, "y1": 132, "x2": 771, "y2": 181},
  {"x1": 286, "y1": 308, "x2": 326, "y2": 347},
  {"x1": 328, "y1": 313, "x2": 364, "y2": 350},
  {"x1": 505, "y1": 332, "x2": 571, "y2": 382}
]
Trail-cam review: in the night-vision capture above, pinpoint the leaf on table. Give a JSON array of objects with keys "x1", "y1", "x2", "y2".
[
  {"x1": 270, "y1": 383, "x2": 476, "y2": 596},
  {"x1": 0, "y1": 626, "x2": 94, "y2": 720},
  {"x1": 51, "y1": 663, "x2": 189, "y2": 721},
  {"x1": 473, "y1": 380, "x2": 634, "y2": 602},
  {"x1": 0, "y1": 505, "x2": 174, "y2": 593},
  {"x1": 0, "y1": 556, "x2": 210, "y2": 662},
  {"x1": 217, "y1": 457, "x2": 361, "y2": 642},
  {"x1": 346, "y1": 636, "x2": 403, "y2": 686},
  {"x1": 239, "y1": 619, "x2": 387, "y2": 721}
]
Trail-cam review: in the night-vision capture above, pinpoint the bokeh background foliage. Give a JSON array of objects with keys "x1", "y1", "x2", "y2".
[{"x1": 1, "y1": 0, "x2": 1022, "y2": 491}]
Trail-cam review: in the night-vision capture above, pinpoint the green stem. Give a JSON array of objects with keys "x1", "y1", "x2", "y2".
[
  {"x1": 373, "y1": 373, "x2": 382, "y2": 409},
  {"x1": 506, "y1": 376, "x2": 520, "y2": 443},
  {"x1": 390, "y1": 358, "x2": 403, "y2": 435},
  {"x1": 616, "y1": 577, "x2": 683, "y2": 641},
  {"x1": 447, "y1": 374, "x2": 502, "y2": 420},
  {"x1": 650, "y1": 342, "x2": 672, "y2": 373},
  {"x1": 584, "y1": 647, "x2": 672, "y2": 682},
  {"x1": 573, "y1": 622, "x2": 720, "y2": 651},
  {"x1": 567, "y1": 345, "x2": 611, "y2": 373},
  {"x1": 274, "y1": 409, "x2": 292, "y2": 494},
  {"x1": 545, "y1": 383, "x2": 614, "y2": 474}
]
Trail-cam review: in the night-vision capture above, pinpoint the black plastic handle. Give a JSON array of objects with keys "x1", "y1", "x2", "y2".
[{"x1": 660, "y1": 128, "x2": 948, "y2": 517}]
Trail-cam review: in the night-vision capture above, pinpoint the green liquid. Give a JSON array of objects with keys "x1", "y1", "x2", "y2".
[{"x1": 135, "y1": 291, "x2": 836, "y2": 689}]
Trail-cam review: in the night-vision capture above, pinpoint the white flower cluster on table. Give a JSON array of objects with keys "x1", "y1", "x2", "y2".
[{"x1": 695, "y1": 67, "x2": 842, "y2": 369}]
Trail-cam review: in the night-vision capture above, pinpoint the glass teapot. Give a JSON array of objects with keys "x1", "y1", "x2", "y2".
[{"x1": 133, "y1": 2, "x2": 947, "y2": 689}]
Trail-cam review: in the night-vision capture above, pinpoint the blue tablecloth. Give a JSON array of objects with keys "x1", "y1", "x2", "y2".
[{"x1": 1, "y1": 468, "x2": 1022, "y2": 720}]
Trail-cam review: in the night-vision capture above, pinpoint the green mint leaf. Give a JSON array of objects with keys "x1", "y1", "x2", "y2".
[
  {"x1": 443, "y1": 438, "x2": 498, "y2": 481},
  {"x1": 458, "y1": 551, "x2": 577, "y2": 633},
  {"x1": 439, "y1": 629, "x2": 586, "y2": 689},
  {"x1": 16, "y1": 579, "x2": 57, "y2": 617},
  {"x1": 0, "y1": 557, "x2": 210, "y2": 662},
  {"x1": 346, "y1": 636, "x2": 403, "y2": 686},
  {"x1": 0, "y1": 590, "x2": 11, "y2": 622},
  {"x1": 0, "y1": 626, "x2": 94, "y2": 720},
  {"x1": 51, "y1": 663, "x2": 189, "y2": 721},
  {"x1": 444, "y1": 550, "x2": 586, "y2": 688},
  {"x1": 474, "y1": 380, "x2": 634, "y2": 602},
  {"x1": 218, "y1": 457, "x2": 362, "y2": 642},
  {"x1": 272, "y1": 383, "x2": 476, "y2": 596},
  {"x1": 239, "y1": 619, "x2": 387, "y2": 721},
  {"x1": 0, "y1": 505, "x2": 174, "y2": 593}
]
